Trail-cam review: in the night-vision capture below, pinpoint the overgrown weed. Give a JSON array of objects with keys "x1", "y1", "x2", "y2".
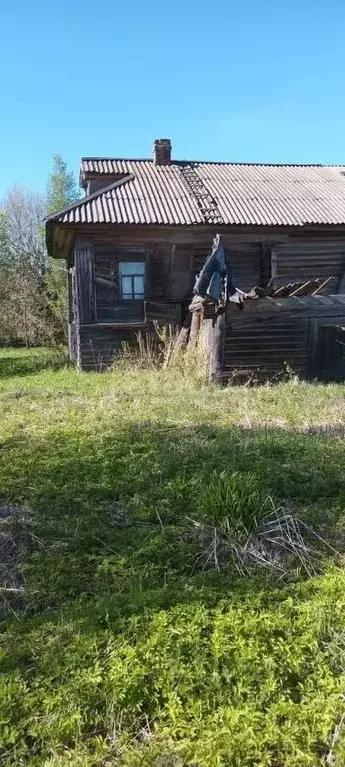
[{"x1": 117, "y1": 323, "x2": 208, "y2": 385}]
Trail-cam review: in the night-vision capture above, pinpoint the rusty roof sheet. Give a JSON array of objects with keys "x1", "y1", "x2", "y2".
[{"x1": 48, "y1": 159, "x2": 345, "y2": 228}]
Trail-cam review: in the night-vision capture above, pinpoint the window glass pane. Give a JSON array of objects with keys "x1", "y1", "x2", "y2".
[
  {"x1": 133, "y1": 276, "x2": 144, "y2": 298},
  {"x1": 120, "y1": 262, "x2": 145, "y2": 276},
  {"x1": 122, "y1": 276, "x2": 133, "y2": 299}
]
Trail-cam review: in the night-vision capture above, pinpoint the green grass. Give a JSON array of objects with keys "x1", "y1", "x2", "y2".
[{"x1": 2, "y1": 347, "x2": 345, "y2": 765}]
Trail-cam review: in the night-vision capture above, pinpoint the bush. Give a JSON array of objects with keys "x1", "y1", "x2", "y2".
[{"x1": 0, "y1": 261, "x2": 67, "y2": 347}]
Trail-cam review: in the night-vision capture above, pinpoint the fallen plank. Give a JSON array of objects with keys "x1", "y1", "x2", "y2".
[
  {"x1": 264, "y1": 278, "x2": 276, "y2": 296},
  {"x1": 312, "y1": 277, "x2": 335, "y2": 296},
  {"x1": 272, "y1": 283, "x2": 294, "y2": 298},
  {"x1": 290, "y1": 280, "x2": 318, "y2": 297}
]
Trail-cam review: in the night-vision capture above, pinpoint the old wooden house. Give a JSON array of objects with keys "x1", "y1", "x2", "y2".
[{"x1": 46, "y1": 139, "x2": 345, "y2": 381}]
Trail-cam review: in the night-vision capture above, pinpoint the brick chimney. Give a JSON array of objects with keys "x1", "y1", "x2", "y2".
[{"x1": 153, "y1": 138, "x2": 172, "y2": 165}]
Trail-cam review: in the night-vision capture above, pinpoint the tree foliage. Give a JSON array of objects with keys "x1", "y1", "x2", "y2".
[
  {"x1": 2, "y1": 185, "x2": 47, "y2": 272},
  {"x1": 0, "y1": 210, "x2": 9, "y2": 266},
  {"x1": 46, "y1": 153, "x2": 79, "y2": 215},
  {"x1": 45, "y1": 154, "x2": 80, "y2": 341},
  {"x1": 0, "y1": 154, "x2": 79, "y2": 346},
  {"x1": 0, "y1": 265, "x2": 54, "y2": 346}
]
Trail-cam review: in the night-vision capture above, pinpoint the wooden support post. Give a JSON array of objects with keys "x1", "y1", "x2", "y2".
[
  {"x1": 209, "y1": 310, "x2": 226, "y2": 385},
  {"x1": 175, "y1": 313, "x2": 192, "y2": 351},
  {"x1": 189, "y1": 309, "x2": 202, "y2": 348}
]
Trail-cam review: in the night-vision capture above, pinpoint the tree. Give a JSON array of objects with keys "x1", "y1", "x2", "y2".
[
  {"x1": 0, "y1": 265, "x2": 54, "y2": 347},
  {"x1": 0, "y1": 187, "x2": 52, "y2": 345},
  {"x1": 45, "y1": 155, "x2": 80, "y2": 342},
  {"x1": 0, "y1": 210, "x2": 9, "y2": 266},
  {"x1": 46, "y1": 154, "x2": 79, "y2": 215},
  {"x1": 0, "y1": 157, "x2": 80, "y2": 347},
  {"x1": 2, "y1": 185, "x2": 47, "y2": 273}
]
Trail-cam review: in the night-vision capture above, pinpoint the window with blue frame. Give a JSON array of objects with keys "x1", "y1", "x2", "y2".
[{"x1": 119, "y1": 262, "x2": 146, "y2": 300}]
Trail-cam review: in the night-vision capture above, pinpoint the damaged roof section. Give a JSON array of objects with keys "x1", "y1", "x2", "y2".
[{"x1": 47, "y1": 159, "x2": 345, "y2": 229}]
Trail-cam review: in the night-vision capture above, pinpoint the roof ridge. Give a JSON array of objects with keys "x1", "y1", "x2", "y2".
[
  {"x1": 81, "y1": 157, "x2": 345, "y2": 168},
  {"x1": 46, "y1": 174, "x2": 135, "y2": 222}
]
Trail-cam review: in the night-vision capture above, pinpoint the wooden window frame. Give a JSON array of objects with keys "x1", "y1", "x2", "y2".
[
  {"x1": 94, "y1": 245, "x2": 149, "y2": 323},
  {"x1": 119, "y1": 260, "x2": 146, "y2": 300}
]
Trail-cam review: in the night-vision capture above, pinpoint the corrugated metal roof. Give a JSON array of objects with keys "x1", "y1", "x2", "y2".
[{"x1": 48, "y1": 159, "x2": 345, "y2": 228}]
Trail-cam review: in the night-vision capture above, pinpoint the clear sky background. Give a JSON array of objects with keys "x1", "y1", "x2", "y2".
[{"x1": 0, "y1": 0, "x2": 345, "y2": 197}]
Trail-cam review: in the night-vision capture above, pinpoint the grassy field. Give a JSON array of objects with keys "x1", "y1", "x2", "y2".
[{"x1": 2, "y1": 347, "x2": 345, "y2": 765}]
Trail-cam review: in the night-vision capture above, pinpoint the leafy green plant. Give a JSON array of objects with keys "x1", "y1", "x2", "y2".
[{"x1": 189, "y1": 470, "x2": 338, "y2": 576}]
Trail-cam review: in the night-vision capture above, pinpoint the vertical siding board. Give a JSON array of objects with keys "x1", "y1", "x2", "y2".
[
  {"x1": 75, "y1": 242, "x2": 96, "y2": 324},
  {"x1": 260, "y1": 243, "x2": 271, "y2": 287}
]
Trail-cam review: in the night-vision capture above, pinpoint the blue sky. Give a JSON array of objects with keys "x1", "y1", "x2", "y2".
[{"x1": 0, "y1": 0, "x2": 345, "y2": 196}]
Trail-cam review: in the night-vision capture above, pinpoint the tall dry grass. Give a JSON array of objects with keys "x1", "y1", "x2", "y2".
[{"x1": 116, "y1": 322, "x2": 209, "y2": 385}]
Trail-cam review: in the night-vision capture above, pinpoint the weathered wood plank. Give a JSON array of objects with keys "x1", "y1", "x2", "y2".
[
  {"x1": 165, "y1": 244, "x2": 176, "y2": 299},
  {"x1": 227, "y1": 294, "x2": 345, "y2": 319},
  {"x1": 189, "y1": 310, "x2": 202, "y2": 347},
  {"x1": 175, "y1": 313, "x2": 192, "y2": 351},
  {"x1": 289, "y1": 280, "x2": 318, "y2": 297},
  {"x1": 312, "y1": 277, "x2": 336, "y2": 295},
  {"x1": 260, "y1": 242, "x2": 271, "y2": 287},
  {"x1": 75, "y1": 242, "x2": 96, "y2": 324},
  {"x1": 274, "y1": 240, "x2": 345, "y2": 285},
  {"x1": 225, "y1": 315, "x2": 310, "y2": 380},
  {"x1": 144, "y1": 301, "x2": 181, "y2": 325},
  {"x1": 272, "y1": 283, "x2": 294, "y2": 298},
  {"x1": 271, "y1": 247, "x2": 278, "y2": 281},
  {"x1": 209, "y1": 312, "x2": 226, "y2": 384}
]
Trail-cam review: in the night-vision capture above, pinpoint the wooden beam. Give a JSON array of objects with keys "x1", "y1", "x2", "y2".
[
  {"x1": 165, "y1": 244, "x2": 176, "y2": 299},
  {"x1": 209, "y1": 311, "x2": 227, "y2": 384},
  {"x1": 260, "y1": 243, "x2": 271, "y2": 287},
  {"x1": 264, "y1": 278, "x2": 276, "y2": 296},
  {"x1": 290, "y1": 280, "x2": 318, "y2": 297},
  {"x1": 75, "y1": 241, "x2": 97, "y2": 324},
  {"x1": 227, "y1": 293, "x2": 345, "y2": 319},
  {"x1": 175, "y1": 313, "x2": 192, "y2": 351},
  {"x1": 144, "y1": 301, "x2": 181, "y2": 325},
  {"x1": 312, "y1": 277, "x2": 335, "y2": 295},
  {"x1": 272, "y1": 283, "x2": 294, "y2": 298},
  {"x1": 189, "y1": 310, "x2": 202, "y2": 347},
  {"x1": 307, "y1": 318, "x2": 320, "y2": 379},
  {"x1": 270, "y1": 247, "x2": 278, "y2": 281}
]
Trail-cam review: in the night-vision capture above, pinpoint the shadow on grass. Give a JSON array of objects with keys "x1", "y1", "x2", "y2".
[
  {"x1": 2, "y1": 421, "x2": 345, "y2": 765},
  {"x1": 0, "y1": 419, "x2": 344, "y2": 620},
  {"x1": 0, "y1": 347, "x2": 68, "y2": 378}
]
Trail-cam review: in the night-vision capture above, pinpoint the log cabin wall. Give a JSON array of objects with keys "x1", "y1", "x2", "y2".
[
  {"x1": 225, "y1": 295, "x2": 345, "y2": 382},
  {"x1": 273, "y1": 240, "x2": 345, "y2": 286},
  {"x1": 222, "y1": 234, "x2": 345, "y2": 382},
  {"x1": 71, "y1": 228, "x2": 266, "y2": 370},
  {"x1": 78, "y1": 323, "x2": 150, "y2": 371},
  {"x1": 69, "y1": 225, "x2": 345, "y2": 374},
  {"x1": 225, "y1": 315, "x2": 311, "y2": 380}
]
